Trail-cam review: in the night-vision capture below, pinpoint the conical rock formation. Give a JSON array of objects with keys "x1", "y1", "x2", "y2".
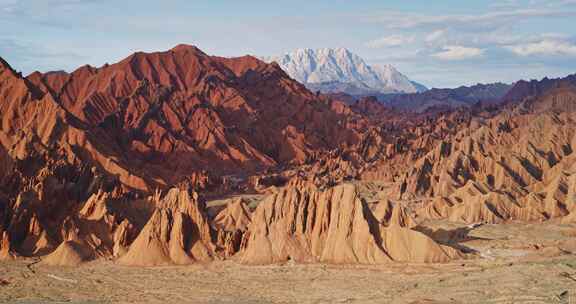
[
  {"x1": 118, "y1": 188, "x2": 215, "y2": 266},
  {"x1": 42, "y1": 240, "x2": 95, "y2": 266},
  {"x1": 239, "y1": 184, "x2": 460, "y2": 264},
  {"x1": 213, "y1": 198, "x2": 252, "y2": 232}
]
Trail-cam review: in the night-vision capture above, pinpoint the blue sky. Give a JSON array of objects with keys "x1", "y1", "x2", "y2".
[{"x1": 1, "y1": 0, "x2": 576, "y2": 88}]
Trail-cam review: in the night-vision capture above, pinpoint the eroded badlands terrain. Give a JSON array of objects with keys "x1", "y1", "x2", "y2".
[{"x1": 2, "y1": 45, "x2": 576, "y2": 303}]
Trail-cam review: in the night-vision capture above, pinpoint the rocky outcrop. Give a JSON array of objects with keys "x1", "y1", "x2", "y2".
[
  {"x1": 212, "y1": 198, "x2": 251, "y2": 232},
  {"x1": 212, "y1": 198, "x2": 252, "y2": 257},
  {"x1": 118, "y1": 188, "x2": 215, "y2": 266},
  {"x1": 404, "y1": 84, "x2": 576, "y2": 224},
  {"x1": 239, "y1": 184, "x2": 460, "y2": 264},
  {"x1": 0, "y1": 231, "x2": 15, "y2": 259},
  {"x1": 42, "y1": 240, "x2": 95, "y2": 266}
]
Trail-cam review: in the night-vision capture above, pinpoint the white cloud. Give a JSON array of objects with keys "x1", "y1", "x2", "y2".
[
  {"x1": 370, "y1": 9, "x2": 576, "y2": 31},
  {"x1": 425, "y1": 30, "x2": 446, "y2": 43},
  {"x1": 507, "y1": 39, "x2": 576, "y2": 56},
  {"x1": 490, "y1": 0, "x2": 520, "y2": 9},
  {"x1": 431, "y1": 46, "x2": 485, "y2": 60},
  {"x1": 365, "y1": 34, "x2": 414, "y2": 48},
  {"x1": 540, "y1": 32, "x2": 571, "y2": 39}
]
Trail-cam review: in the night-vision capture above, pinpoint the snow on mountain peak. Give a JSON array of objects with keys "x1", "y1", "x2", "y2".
[{"x1": 264, "y1": 48, "x2": 426, "y2": 95}]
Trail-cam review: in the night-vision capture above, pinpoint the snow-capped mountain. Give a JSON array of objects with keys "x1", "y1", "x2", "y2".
[{"x1": 264, "y1": 48, "x2": 426, "y2": 95}]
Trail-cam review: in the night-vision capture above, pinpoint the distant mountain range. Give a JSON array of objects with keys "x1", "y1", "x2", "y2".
[
  {"x1": 264, "y1": 48, "x2": 427, "y2": 95},
  {"x1": 502, "y1": 74, "x2": 576, "y2": 105},
  {"x1": 326, "y1": 82, "x2": 513, "y2": 113},
  {"x1": 379, "y1": 83, "x2": 513, "y2": 113},
  {"x1": 374, "y1": 74, "x2": 576, "y2": 113}
]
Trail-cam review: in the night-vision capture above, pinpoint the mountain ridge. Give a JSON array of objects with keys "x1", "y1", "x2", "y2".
[{"x1": 381, "y1": 82, "x2": 513, "y2": 113}]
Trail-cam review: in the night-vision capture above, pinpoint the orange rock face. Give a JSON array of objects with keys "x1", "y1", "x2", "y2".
[
  {"x1": 22, "y1": 45, "x2": 364, "y2": 192},
  {"x1": 117, "y1": 188, "x2": 215, "y2": 266},
  {"x1": 239, "y1": 184, "x2": 460, "y2": 264}
]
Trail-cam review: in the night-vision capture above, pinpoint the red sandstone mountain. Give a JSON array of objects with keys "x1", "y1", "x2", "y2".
[
  {"x1": 2, "y1": 44, "x2": 576, "y2": 267},
  {"x1": 5, "y1": 45, "x2": 363, "y2": 193}
]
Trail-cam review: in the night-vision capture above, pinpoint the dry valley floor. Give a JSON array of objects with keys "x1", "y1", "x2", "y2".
[{"x1": 2, "y1": 222, "x2": 576, "y2": 304}]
